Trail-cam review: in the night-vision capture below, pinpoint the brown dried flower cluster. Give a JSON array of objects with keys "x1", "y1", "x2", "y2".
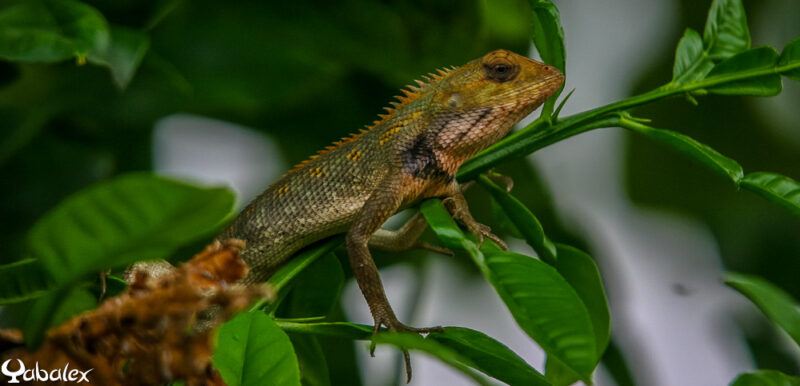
[{"x1": 1, "y1": 239, "x2": 270, "y2": 385}]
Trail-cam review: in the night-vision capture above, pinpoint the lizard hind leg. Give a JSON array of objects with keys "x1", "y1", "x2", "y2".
[{"x1": 369, "y1": 211, "x2": 453, "y2": 256}]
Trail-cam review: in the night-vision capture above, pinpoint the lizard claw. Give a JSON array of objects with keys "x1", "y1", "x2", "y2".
[
  {"x1": 371, "y1": 316, "x2": 443, "y2": 383},
  {"x1": 467, "y1": 221, "x2": 508, "y2": 251}
]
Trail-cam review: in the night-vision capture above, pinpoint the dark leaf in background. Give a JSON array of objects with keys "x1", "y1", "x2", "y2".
[
  {"x1": 288, "y1": 334, "x2": 331, "y2": 386},
  {"x1": 253, "y1": 236, "x2": 344, "y2": 313},
  {"x1": 0, "y1": 0, "x2": 109, "y2": 63},
  {"x1": 87, "y1": 25, "x2": 150, "y2": 89},
  {"x1": 286, "y1": 253, "x2": 344, "y2": 318}
]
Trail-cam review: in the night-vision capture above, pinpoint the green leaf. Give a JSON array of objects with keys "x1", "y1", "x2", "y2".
[
  {"x1": 372, "y1": 332, "x2": 492, "y2": 386},
  {"x1": 554, "y1": 244, "x2": 610, "y2": 356},
  {"x1": 288, "y1": 334, "x2": 331, "y2": 386},
  {"x1": 23, "y1": 285, "x2": 96, "y2": 348},
  {"x1": 419, "y1": 200, "x2": 466, "y2": 250},
  {"x1": 488, "y1": 196, "x2": 524, "y2": 239},
  {"x1": 707, "y1": 46, "x2": 777, "y2": 75},
  {"x1": 621, "y1": 118, "x2": 743, "y2": 183},
  {"x1": 621, "y1": 119, "x2": 800, "y2": 220},
  {"x1": 428, "y1": 327, "x2": 548, "y2": 386},
  {"x1": 529, "y1": 0, "x2": 565, "y2": 74},
  {"x1": 703, "y1": 0, "x2": 750, "y2": 61},
  {"x1": 707, "y1": 47, "x2": 781, "y2": 96},
  {"x1": 478, "y1": 175, "x2": 557, "y2": 264},
  {"x1": 214, "y1": 312, "x2": 301, "y2": 386},
  {"x1": 672, "y1": 28, "x2": 714, "y2": 84},
  {"x1": 485, "y1": 250, "x2": 597, "y2": 381},
  {"x1": 87, "y1": 25, "x2": 150, "y2": 89},
  {"x1": 725, "y1": 273, "x2": 800, "y2": 347},
  {"x1": 529, "y1": 0, "x2": 565, "y2": 118},
  {"x1": 740, "y1": 172, "x2": 800, "y2": 218},
  {"x1": 275, "y1": 320, "x2": 373, "y2": 341},
  {"x1": 27, "y1": 173, "x2": 235, "y2": 285},
  {"x1": 545, "y1": 356, "x2": 580, "y2": 386},
  {"x1": 0, "y1": 259, "x2": 53, "y2": 304},
  {"x1": 730, "y1": 370, "x2": 800, "y2": 386},
  {"x1": 277, "y1": 321, "x2": 537, "y2": 385},
  {"x1": 421, "y1": 199, "x2": 597, "y2": 381},
  {"x1": 0, "y1": 0, "x2": 109, "y2": 62},
  {"x1": 778, "y1": 37, "x2": 800, "y2": 81},
  {"x1": 286, "y1": 253, "x2": 344, "y2": 318}
]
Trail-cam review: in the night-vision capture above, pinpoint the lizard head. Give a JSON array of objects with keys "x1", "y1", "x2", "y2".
[{"x1": 427, "y1": 49, "x2": 564, "y2": 162}]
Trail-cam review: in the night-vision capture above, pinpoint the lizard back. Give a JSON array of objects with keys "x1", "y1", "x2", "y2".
[{"x1": 221, "y1": 95, "x2": 434, "y2": 282}]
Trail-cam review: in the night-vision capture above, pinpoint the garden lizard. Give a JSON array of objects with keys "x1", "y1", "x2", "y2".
[{"x1": 219, "y1": 49, "x2": 563, "y2": 379}]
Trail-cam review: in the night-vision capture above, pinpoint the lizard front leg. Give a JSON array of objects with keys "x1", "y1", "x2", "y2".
[
  {"x1": 442, "y1": 184, "x2": 508, "y2": 250},
  {"x1": 346, "y1": 178, "x2": 443, "y2": 382}
]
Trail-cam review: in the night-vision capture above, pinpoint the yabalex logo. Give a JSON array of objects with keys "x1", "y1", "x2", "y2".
[{"x1": 1, "y1": 359, "x2": 93, "y2": 383}]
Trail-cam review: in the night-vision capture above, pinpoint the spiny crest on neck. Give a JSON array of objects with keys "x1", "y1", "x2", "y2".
[
  {"x1": 273, "y1": 66, "x2": 457, "y2": 183},
  {"x1": 367, "y1": 65, "x2": 456, "y2": 130}
]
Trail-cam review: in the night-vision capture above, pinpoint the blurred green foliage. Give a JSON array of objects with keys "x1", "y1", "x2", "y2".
[{"x1": 0, "y1": 0, "x2": 535, "y2": 265}]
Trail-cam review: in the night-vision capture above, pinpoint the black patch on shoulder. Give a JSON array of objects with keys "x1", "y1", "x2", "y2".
[{"x1": 401, "y1": 132, "x2": 451, "y2": 181}]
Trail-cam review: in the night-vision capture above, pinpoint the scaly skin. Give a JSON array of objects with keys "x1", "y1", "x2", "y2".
[{"x1": 219, "y1": 49, "x2": 563, "y2": 379}]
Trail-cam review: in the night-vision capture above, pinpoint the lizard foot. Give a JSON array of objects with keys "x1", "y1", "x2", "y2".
[
  {"x1": 468, "y1": 221, "x2": 508, "y2": 251},
  {"x1": 442, "y1": 196, "x2": 508, "y2": 250},
  {"x1": 370, "y1": 316, "x2": 444, "y2": 383}
]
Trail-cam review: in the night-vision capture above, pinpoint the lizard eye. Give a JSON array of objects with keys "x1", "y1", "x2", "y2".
[{"x1": 483, "y1": 58, "x2": 519, "y2": 82}]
